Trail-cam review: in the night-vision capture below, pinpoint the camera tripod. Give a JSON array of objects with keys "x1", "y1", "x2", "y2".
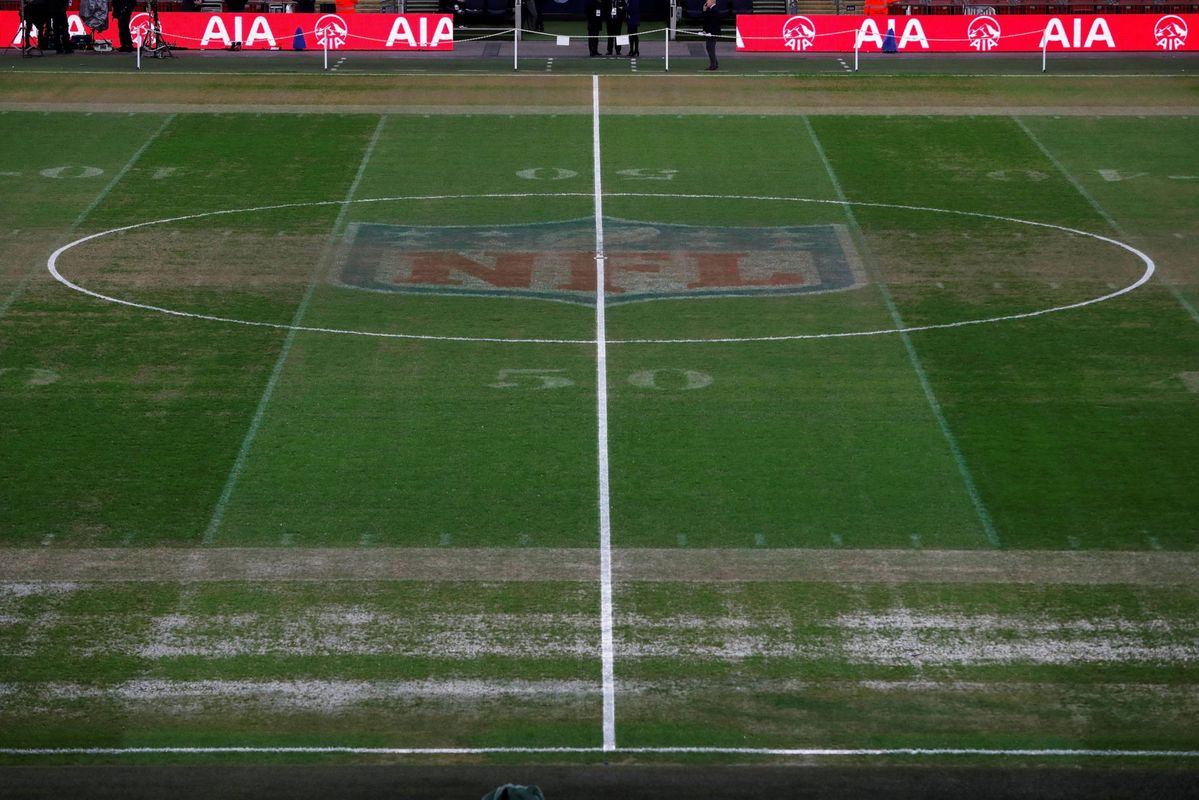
[
  {"x1": 139, "y1": 0, "x2": 175, "y2": 58},
  {"x1": 6, "y1": 0, "x2": 44, "y2": 57}
]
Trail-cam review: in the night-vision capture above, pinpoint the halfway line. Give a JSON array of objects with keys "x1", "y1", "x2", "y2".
[{"x1": 592, "y1": 73, "x2": 617, "y2": 754}]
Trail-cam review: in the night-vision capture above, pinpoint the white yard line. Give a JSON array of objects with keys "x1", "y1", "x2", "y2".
[
  {"x1": 0, "y1": 114, "x2": 175, "y2": 320},
  {"x1": 1014, "y1": 116, "x2": 1199, "y2": 327},
  {"x1": 592, "y1": 73, "x2": 618, "y2": 754},
  {"x1": 201, "y1": 114, "x2": 389, "y2": 545},
  {"x1": 802, "y1": 117, "x2": 1001, "y2": 549}
]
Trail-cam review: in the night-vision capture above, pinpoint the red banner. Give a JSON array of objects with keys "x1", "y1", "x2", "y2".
[
  {"x1": 736, "y1": 14, "x2": 1197, "y2": 53},
  {"x1": 3, "y1": 11, "x2": 454, "y2": 51}
]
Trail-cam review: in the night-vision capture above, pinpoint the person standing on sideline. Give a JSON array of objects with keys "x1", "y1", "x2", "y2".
[
  {"x1": 605, "y1": 0, "x2": 626, "y2": 56},
  {"x1": 625, "y1": 0, "x2": 640, "y2": 56},
  {"x1": 48, "y1": 0, "x2": 71, "y2": 52},
  {"x1": 113, "y1": 0, "x2": 135, "y2": 52},
  {"x1": 702, "y1": 0, "x2": 720, "y2": 70},
  {"x1": 523, "y1": 0, "x2": 543, "y2": 32},
  {"x1": 585, "y1": 0, "x2": 603, "y2": 56}
]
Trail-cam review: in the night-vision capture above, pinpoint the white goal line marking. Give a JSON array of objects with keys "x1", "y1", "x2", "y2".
[
  {"x1": 1, "y1": 746, "x2": 1196, "y2": 757},
  {"x1": 592, "y1": 74, "x2": 618, "y2": 754},
  {"x1": 45, "y1": 193, "x2": 1154, "y2": 347}
]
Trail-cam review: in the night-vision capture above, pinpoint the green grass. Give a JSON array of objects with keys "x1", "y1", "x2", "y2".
[{"x1": 1, "y1": 90, "x2": 1197, "y2": 762}]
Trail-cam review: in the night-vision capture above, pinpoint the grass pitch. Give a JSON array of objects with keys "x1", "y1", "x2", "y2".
[{"x1": 0, "y1": 69, "x2": 1197, "y2": 763}]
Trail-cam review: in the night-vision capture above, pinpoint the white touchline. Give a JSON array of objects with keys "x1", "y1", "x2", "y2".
[
  {"x1": 592, "y1": 73, "x2": 618, "y2": 754},
  {"x1": 1, "y1": 746, "x2": 1197, "y2": 757},
  {"x1": 202, "y1": 114, "x2": 389, "y2": 545}
]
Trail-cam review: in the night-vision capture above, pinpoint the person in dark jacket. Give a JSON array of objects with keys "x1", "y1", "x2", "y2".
[
  {"x1": 605, "y1": 0, "x2": 625, "y2": 56},
  {"x1": 21, "y1": 0, "x2": 50, "y2": 50},
  {"x1": 522, "y1": 0, "x2": 542, "y2": 31},
  {"x1": 584, "y1": 0, "x2": 603, "y2": 56},
  {"x1": 47, "y1": 0, "x2": 72, "y2": 53},
  {"x1": 625, "y1": 0, "x2": 639, "y2": 56},
  {"x1": 112, "y1": 0, "x2": 135, "y2": 51},
  {"x1": 701, "y1": 0, "x2": 719, "y2": 70}
]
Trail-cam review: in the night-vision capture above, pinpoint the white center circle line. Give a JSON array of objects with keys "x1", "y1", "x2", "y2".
[{"x1": 47, "y1": 193, "x2": 1155, "y2": 346}]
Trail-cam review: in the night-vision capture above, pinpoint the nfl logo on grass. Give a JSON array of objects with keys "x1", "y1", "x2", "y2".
[{"x1": 336, "y1": 218, "x2": 865, "y2": 304}]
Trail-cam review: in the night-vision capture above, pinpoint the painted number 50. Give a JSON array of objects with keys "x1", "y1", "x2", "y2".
[{"x1": 489, "y1": 368, "x2": 712, "y2": 390}]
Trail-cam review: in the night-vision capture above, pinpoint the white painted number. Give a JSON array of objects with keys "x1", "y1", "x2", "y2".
[
  {"x1": 515, "y1": 167, "x2": 578, "y2": 181},
  {"x1": 1098, "y1": 169, "x2": 1147, "y2": 182},
  {"x1": 616, "y1": 168, "x2": 679, "y2": 181},
  {"x1": 627, "y1": 369, "x2": 713, "y2": 390},
  {"x1": 39, "y1": 166, "x2": 104, "y2": 179},
  {"x1": 489, "y1": 368, "x2": 714, "y2": 390},
  {"x1": 489, "y1": 368, "x2": 575, "y2": 390},
  {"x1": 986, "y1": 169, "x2": 1047, "y2": 183}
]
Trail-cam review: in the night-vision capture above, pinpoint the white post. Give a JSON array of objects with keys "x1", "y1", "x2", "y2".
[
  {"x1": 665, "y1": 24, "x2": 669, "y2": 71},
  {"x1": 323, "y1": 36, "x2": 328, "y2": 70},
  {"x1": 514, "y1": 0, "x2": 520, "y2": 70},
  {"x1": 1041, "y1": 28, "x2": 1047, "y2": 72},
  {"x1": 136, "y1": 40, "x2": 141, "y2": 69},
  {"x1": 853, "y1": 31, "x2": 859, "y2": 72}
]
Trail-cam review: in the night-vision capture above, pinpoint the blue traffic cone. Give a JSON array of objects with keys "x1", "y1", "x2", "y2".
[
  {"x1": 293, "y1": 27, "x2": 306, "y2": 50},
  {"x1": 882, "y1": 25, "x2": 897, "y2": 53}
]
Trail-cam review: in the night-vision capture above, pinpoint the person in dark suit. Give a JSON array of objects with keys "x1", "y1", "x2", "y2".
[
  {"x1": 624, "y1": 0, "x2": 639, "y2": 56},
  {"x1": 604, "y1": 0, "x2": 625, "y2": 56},
  {"x1": 522, "y1": 0, "x2": 542, "y2": 31},
  {"x1": 584, "y1": 0, "x2": 602, "y2": 56},
  {"x1": 21, "y1": 0, "x2": 51, "y2": 49},
  {"x1": 701, "y1": 0, "x2": 719, "y2": 70},
  {"x1": 112, "y1": 0, "x2": 135, "y2": 51},
  {"x1": 48, "y1": 0, "x2": 72, "y2": 53}
]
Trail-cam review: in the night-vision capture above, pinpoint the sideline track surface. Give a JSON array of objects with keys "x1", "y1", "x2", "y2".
[
  {"x1": 3, "y1": 764, "x2": 1198, "y2": 800},
  {"x1": 3, "y1": 40, "x2": 1199, "y2": 77}
]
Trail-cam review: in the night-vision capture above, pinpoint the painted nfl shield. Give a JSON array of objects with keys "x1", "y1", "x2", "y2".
[{"x1": 336, "y1": 217, "x2": 865, "y2": 305}]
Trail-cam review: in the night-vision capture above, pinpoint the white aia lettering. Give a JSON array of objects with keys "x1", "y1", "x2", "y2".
[
  {"x1": 898, "y1": 19, "x2": 928, "y2": 49},
  {"x1": 1043, "y1": 17, "x2": 1115, "y2": 49},
  {"x1": 387, "y1": 16, "x2": 453, "y2": 48},
  {"x1": 857, "y1": 18, "x2": 928, "y2": 49}
]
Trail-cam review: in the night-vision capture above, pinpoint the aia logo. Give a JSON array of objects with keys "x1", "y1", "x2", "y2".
[
  {"x1": 130, "y1": 12, "x2": 151, "y2": 45},
  {"x1": 1154, "y1": 15, "x2": 1187, "y2": 51},
  {"x1": 314, "y1": 14, "x2": 349, "y2": 49},
  {"x1": 967, "y1": 16, "x2": 1001, "y2": 52},
  {"x1": 781, "y1": 16, "x2": 817, "y2": 52}
]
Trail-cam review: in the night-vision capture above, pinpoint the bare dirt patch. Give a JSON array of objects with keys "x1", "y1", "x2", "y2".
[
  {"x1": 866, "y1": 226, "x2": 1144, "y2": 289},
  {"x1": 1, "y1": 547, "x2": 1196, "y2": 584},
  {"x1": 65, "y1": 231, "x2": 327, "y2": 293},
  {"x1": 1, "y1": 74, "x2": 1197, "y2": 115}
]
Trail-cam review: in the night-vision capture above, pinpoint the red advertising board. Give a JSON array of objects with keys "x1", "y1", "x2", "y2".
[
  {"x1": 736, "y1": 14, "x2": 1197, "y2": 53},
  {"x1": 3, "y1": 11, "x2": 454, "y2": 51}
]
